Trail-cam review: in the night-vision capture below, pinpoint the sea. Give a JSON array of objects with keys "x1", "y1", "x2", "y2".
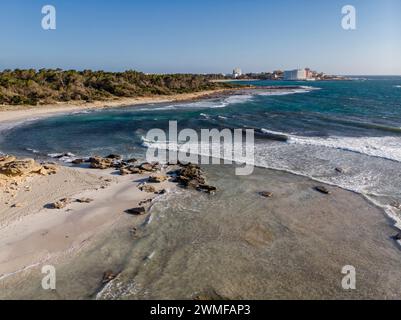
[
  {"x1": 1, "y1": 77, "x2": 401, "y2": 298},
  {"x1": 1, "y1": 77, "x2": 401, "y2": 220}
]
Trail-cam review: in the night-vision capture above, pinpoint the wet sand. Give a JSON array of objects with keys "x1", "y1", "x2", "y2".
[
  {"x1": 0, "y1": 164, "x2": 177, "y2": 290},
  {"x1": 1, "y1": 165, "x2": 400, "y2": 299}
]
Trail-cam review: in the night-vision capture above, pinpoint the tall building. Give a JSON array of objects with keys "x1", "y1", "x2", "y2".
[
  {"x1": 232, "y1": 68, "x2": 242, "y2": 78},
  {"x1": 283, "y1": 69, "x2": 307, "y2": 81}
]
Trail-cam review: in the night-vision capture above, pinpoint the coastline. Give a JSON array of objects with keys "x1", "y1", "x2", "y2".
[
  {"x1": 0, "y1": 162, "x2": 179, "y2": 284},
  {"x1": 0, "y1": 88, "x2": 235, "y2": 124},
  {"x1": 2, "y1": 164, "x2": 401, "y2": 299},
  {"x1": 1, "y1": 88, "x2": 401, "y2": 299}
]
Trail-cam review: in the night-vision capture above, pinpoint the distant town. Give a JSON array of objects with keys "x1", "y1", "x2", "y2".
[{"x1": 215, "y1": 68, "x2": 348, "y2": 81}]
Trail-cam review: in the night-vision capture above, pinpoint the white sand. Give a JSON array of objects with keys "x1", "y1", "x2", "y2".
[
  {"x1": 0, "y1": 165, "x2": 176, "y2": 281},
  {"x1": 0, "y1": 89, "x2": 230, "y2": 123}
]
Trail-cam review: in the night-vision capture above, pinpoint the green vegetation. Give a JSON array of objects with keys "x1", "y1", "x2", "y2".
[{"x1": 0, "y1": 69, "x2": 233, "y2": 106}]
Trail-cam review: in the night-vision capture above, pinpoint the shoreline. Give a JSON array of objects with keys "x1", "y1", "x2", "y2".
[
  {"x1": 0, "y1": 85, "x2": 310, "y2": 125},
  {"x1": 1, "y1": 88, "x2": 401, "y2": 298},
  {"x1": 0, "y1": 89, "x2": 238, "y2": 124},
  {"x1": 0, "y1": 160, "x2": 180, "y2": 284},
  {"x1": 2, "y1": 164, "x2": 401, "y2": 299}
]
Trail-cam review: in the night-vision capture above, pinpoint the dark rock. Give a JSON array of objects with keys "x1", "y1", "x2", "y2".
[
  {"x1": 125, "y1": 207, "x2": 146, "y2": 215},
  {"x1": 314, "y1": 186, "x2": 330, "y2": 194},
  {"x1": 102, "y1": 270, "x2": 118, "y2": 284},
  {"x1": 197, "y1": 184, "x2": 217, "y2": 194},
  {"x1": 127, "y1": 158, "x2": 138, "y2": 163},
  {"x1": 390, "y1": 201, "x2": 401, "y2": 209},
  {"x1": 155, "y1": 189, "x2": 167, "y2": 195},
  {"x1": 335, "y1": 167, "x2": 345, "y2": 173},
  {"x1": 138, "y1": 199, "x2": 152, "y2": 206},
  {"x1": 89, "y1": 156, "x2": 114, "y2": 169},
  {"x1": 105, "y1": 154, "x2": 121, "y2": 160},
  {"x1": 392, "y1": 233, "x2": 401, "y2": 241},
  {"x1": 259, "y1": 191, "x2": 273, "y2": 198},
  {"x1": 76, "y1": 198, "x2": 94, "y2": 203},
  {"x1": 72, "y1": 158, "x2": 85, "y2": 165}
]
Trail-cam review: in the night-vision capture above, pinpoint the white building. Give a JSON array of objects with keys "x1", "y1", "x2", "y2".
[
  {"x1": 284, "y1": 69, "x2": 307, "y2": 81},
  {"x1": 232, "y1": 68, "x2": 242, "y2": 78}
]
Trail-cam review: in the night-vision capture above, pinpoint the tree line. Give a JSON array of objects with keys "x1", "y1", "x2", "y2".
[{"x1": 0, "y1": 69, "x2": 233, "y2": 105}]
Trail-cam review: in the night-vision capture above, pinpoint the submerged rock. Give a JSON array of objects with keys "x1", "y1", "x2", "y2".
[
  {"x1": 314, "y1": 186, "x2": 331, "y2": 194},
  {"x1": 259, "y1": 191, "x2": 273, "y2": 198},
  {"x1": 393, "y1": 233, "x2": 401, "y2": 241},
  {"x1": 125, "y1": 207, "x2": 146, "y2": 215},
  {"x1": 175, "y1": 164, "x2": 206, "y2": 189},
  {"x1": 335, "y1": 167, "x2": 345, "y2": 173},
  {"x1": 197, "y1": 184, "x2": 217, "y2": 194},
  {"x1": 102, "y1": 270, "x2": 118, "y2": 284}
]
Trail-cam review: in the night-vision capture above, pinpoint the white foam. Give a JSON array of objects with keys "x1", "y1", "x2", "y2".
[
  {"x1": 47, "y1": 152, "x2": 77, "y2": 163},
  {"x1": 259, "y1": 128, "x2": 401, "y2": 163},
  {"x1": 255, "y1": 86, "x2": 320, "y2": 96}
]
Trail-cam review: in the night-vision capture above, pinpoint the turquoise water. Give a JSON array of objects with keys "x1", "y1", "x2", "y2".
[{"x1": 1, "y1": 77, "x2": 401, "y2": 222}]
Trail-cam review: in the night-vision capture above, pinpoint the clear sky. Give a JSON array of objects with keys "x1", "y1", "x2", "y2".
[{"x1": 0, "y1": 0, "x2": 400, "y2": 75}]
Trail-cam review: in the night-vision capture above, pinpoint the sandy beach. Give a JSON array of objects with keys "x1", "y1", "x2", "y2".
[
  {"x1": 0, "y1": 89, "x2": 233, "y2": 124},
  {"x1": 0, "y1": 162, "x2": 178, "y2": 284}
]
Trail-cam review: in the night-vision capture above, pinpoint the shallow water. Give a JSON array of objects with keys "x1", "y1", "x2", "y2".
[
  {"x1": 4, "y1": 165, "x2": 401, "y2": 300},
  {"x1": 1, "y1": 78, "x2": 401, "y2": 226}
]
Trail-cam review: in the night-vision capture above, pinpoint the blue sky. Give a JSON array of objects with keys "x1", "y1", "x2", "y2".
[{"x1": 0, "y1": 0, "x2": 400, "y2": 75}]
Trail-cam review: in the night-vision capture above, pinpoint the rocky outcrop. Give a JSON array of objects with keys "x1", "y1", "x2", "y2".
[
  {"x1": 50, "y1": 198, "x2": 72, "y2": 209},
  {"x1": 0, "y1": 155, "x2": 58, "y2": 188},
  {"x1": 89, "y1": 156, "x2": 115, "y2": 169},
  {"x1": 0, "y1": 159, "x2": 42, "y2": 177},
  {"x1": 172, "y1": 163, "x2": 216, "y2": 194},
  {"x1": 148, "y1": 174, "x2": 168, "y2": 183},
  {"x1": 138, "y1": 184, "x2": 156, "y2": 193},
  {"x1": 140, "y1": 162, "x2": 160, "y2": 172}
]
